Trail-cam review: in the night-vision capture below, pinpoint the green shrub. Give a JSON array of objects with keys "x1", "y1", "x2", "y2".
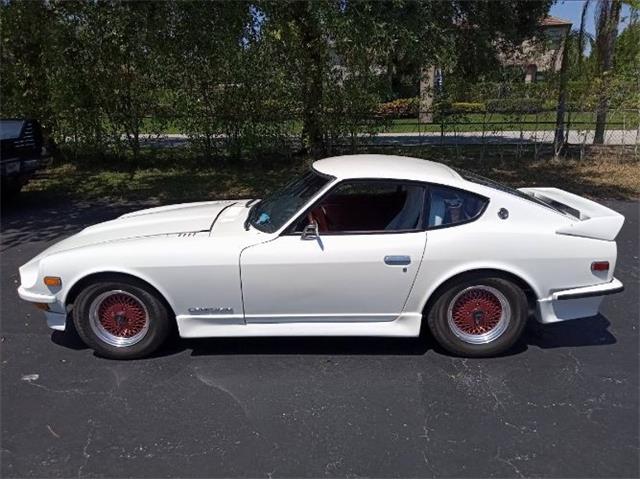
[{"x1": 450, "y1": 102, "x2": 486, "y2": 113}]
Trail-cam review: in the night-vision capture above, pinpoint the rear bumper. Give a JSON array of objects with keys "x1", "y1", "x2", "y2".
[
  {"x1": 536, "y1": 278, "x2": 624, "y2": 324},
  {"x1": 554, "y1": 279, "x2": 624, "y2": 300}
]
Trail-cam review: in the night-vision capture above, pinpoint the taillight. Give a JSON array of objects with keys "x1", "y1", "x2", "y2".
[{"x1": 591, "y1": 261, "x2": 609, "y2": 272}]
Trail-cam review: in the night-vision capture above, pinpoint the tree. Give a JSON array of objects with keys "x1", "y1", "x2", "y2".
[
  {"x1": 2, "y1": 0, "x2": 175, "y2": 160},
  {"x1": 0, "y1": 0, "x2": 565, "y2": 160},
  {"x1": 163, "y1": 1, "x2": 254, "y2": 158},
  {"x1": 0, "y1": 2, "x2": 56, "y2": 130},
  {"x1": 576, "y1": 0, "x2": 594, "y2": 75},
  {"x1": 86, "y1": 2, "x2": 173, "y2": 159},
  {"x1": 257, "y1": 0, "x2": 552, "y2": 155},
  {"x1": 553, "y1": 26, "x2": 571, "y2": 154},
  {"x1": 613, "y1": 10, "x2": 639, "y2": 77},
  {"x1": 417, "y1": 0, "x2": 552, "y2": 123},
  {"x1": 593, "y1": 0, "x2": 623, "y2": 143}
]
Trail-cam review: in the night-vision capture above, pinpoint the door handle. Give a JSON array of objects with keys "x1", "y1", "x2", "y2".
[{"x1": 384, "y1": 255, "x2": 411, "y2": 266}]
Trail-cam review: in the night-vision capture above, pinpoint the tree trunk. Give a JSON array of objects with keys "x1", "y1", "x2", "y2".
[
  {"x1": 554, "y1": 27, "x2": 571, "y2": 154},
  {"x1": 594, "y1": 0, "x2": 622, "y2": 144},
  {"x1": 577, "y1": 0, "x2": 592, "y2": 73},
  {"x1": 296, "y1": 2, "x2": 325, "y2": 157},
  {"x1": 419, "y1": 66, "x2": 436, "y2": 123}
]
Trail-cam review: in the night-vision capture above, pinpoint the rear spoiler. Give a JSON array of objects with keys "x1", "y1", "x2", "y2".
[{"x1": 518, "y1": 187, "x2": 625, "y2": 241}]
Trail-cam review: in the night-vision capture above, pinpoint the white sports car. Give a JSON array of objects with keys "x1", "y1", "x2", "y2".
[{"x1": 18, "y1": 155, "x2": 625, "y2": 359}]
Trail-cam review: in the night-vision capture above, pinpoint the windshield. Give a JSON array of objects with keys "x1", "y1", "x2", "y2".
[{"x1": 248, "y1": 169, "x2": 332, "y2": 233}]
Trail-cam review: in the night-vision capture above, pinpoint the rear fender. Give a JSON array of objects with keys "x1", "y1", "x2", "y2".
[{"x1": 414, "y1": 263, "x2": 542, "y2": 314}]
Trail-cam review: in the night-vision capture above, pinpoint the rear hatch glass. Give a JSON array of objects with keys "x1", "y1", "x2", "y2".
[{"x1": 456, "y1": 168, "x2": 579, "y2": 219}]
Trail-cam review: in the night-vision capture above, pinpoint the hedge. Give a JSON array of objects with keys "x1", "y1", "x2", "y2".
[{"x1": 377, "y1": 98, "x2": 419, "y2": 118}]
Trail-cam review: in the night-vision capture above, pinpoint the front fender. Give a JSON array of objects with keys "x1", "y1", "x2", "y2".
[{"x1": 36, "y1": 234, "x2": 245, "y2": 321}]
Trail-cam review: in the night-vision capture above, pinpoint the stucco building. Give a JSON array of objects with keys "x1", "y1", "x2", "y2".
[{"x1": 500, "y1": 16, "x2": 573, "y2": 83}]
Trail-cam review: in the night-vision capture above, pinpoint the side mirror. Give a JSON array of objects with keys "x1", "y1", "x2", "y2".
[{"x1": 301, "y1": 222, "x2": 319, "y2": 240}]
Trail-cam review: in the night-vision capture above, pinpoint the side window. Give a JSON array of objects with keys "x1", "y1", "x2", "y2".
[
  {"x1": 294, "y1": 181, "x2": 425, "y2": 233},
  {"x1": 427, "y1": 186, "x2": 487, "y2": 228}
]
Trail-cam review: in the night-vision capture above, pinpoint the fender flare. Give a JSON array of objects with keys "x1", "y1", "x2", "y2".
[
  {"x1": 417, "y1": 265, "x2": 541, "y2": 314},
  {"x1": 63, "y1": 267, "x2": 177, "y2": 317}
]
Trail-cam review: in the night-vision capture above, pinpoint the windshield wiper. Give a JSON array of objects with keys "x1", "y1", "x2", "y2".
[{"x1": 244, "y1": 199, "x2": 263, "y2": 231}]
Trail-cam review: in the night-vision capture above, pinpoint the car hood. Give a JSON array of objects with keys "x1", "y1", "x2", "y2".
[{"x1": 37, "y1": 200, "x2": 239, "y2": 257}]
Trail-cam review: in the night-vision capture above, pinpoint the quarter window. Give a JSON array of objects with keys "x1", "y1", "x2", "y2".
[
  {"x1": 294, "y1": 181, "x2": 425, "y2": 234},
  {"x1": 427, "y1": 186, "x2": 487, "y2": 228}
]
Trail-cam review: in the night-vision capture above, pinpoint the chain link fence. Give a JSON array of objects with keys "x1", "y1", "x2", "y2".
[{"x1": 49, "y1": 105, "x2": 639, "y2": 163}]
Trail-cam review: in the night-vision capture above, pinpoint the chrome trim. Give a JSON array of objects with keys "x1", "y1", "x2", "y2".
[
  {"x1": 556, "y1": 285, "x2": 624, "y2": 300},
  {"x1": 384, "y1": 255, "x2": 411, "y2": 266}
]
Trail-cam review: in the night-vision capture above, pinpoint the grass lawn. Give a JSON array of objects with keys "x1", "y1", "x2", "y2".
[
  {"x1": 384, "y1": 112, "x2": 640, "y2": 134},
  {"x1": 134, "y1": 113, "x2": 639, "y2": 136},
  {"x1": 19, "y1": 145, "x2": 639, "y2": 205}
]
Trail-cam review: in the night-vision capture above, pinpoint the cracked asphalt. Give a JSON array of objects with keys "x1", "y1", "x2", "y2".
[{"x1": 1, "y1": 197, "x2": 638, "y2": 478}]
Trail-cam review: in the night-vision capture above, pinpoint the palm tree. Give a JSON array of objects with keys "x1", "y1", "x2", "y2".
[
  {"x1": 589, "y1": 0, "x2": 623, "y2": 144},
  {"x1": 577, "y1": 0, "x2": 593, "y2": 74}
]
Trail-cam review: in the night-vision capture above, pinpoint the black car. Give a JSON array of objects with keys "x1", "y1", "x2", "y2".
[{"x1": 1, "y1": 118, "x2": 52, "y2": 198}]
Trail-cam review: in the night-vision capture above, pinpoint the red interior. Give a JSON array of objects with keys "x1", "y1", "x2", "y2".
[{"x1": 309, "y1": 192, "x2": 407, "y2": 232}]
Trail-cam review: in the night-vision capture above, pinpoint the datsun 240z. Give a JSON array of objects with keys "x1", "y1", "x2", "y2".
[{"x1": 18, "y1": 155, "x2": 625, "y2": 359}]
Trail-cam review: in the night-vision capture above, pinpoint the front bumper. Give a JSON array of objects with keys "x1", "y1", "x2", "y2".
[
  {"x1": 537, "y1": 278, "x2": 624, "y2": 324},
  {"x1": 17, "y1": 286, "x2": 66, "y2": 331},
  {"x1": 43, "y1": 311, "x2": 66, "y2": 331},
  {"x1": 17, "y1": 285, "x2": 56, "y2": 303}
]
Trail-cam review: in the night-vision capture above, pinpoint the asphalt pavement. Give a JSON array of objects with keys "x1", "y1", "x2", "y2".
[{"x1": 1, "y1": 196, "x2": 638, "y2": 478}]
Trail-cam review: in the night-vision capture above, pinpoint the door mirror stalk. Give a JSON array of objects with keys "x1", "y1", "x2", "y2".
[{"x1": 301, "y1": 222, "x2": 319, "y2": 240}]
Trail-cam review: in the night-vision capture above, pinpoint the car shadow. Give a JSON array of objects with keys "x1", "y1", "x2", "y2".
[
  {"x1": 51, "y1": 326, "x2": 441, "y2": 358},
  {"x1": 523, "y1": 313, "x2": 616, "y2": 349},
  {"x1": 51, "y1": 314, "x2": 616, "y2": 359}
]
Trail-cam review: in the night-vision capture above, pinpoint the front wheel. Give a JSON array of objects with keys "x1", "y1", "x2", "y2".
[
  {"x1": 427, "y1": 276, "x2": 528, "y2": 357},
  {"x1": 73, "y1": 279, "x2": 172, "y2": 359},
  {"x1": 1, "y1": 179, "x2": 23, "y2": 200}
]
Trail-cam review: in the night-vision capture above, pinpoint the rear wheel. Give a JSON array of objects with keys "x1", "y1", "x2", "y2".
[
  {"x1": 73, "y1": 280, "x2": 171, "y2": 359},
  {"x1": 1, "y1": 179, "x2": 23, "y2": 201},
  {"x1": 427, "y1": 275, "x2": 527, "y2": 357}
]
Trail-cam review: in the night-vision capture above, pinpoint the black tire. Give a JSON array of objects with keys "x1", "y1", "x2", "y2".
[
  {"x1": 427, "y1": 274, "x2": 528, "y2": 357},
  {"x1": 72, "y1": 279, "x2": 172, "y2": 359},
  {"x1": 1, "y1": 180, "x2": 23, "y2": 201}
]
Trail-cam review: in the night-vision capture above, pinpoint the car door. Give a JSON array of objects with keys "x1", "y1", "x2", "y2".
[{"x1": 240, "y1": 180, "x2": 428, "y2": 323}]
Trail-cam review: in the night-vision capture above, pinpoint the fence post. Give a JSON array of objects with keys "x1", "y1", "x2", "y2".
[
  {"x1": 480, "y1": 111, "x2": 488, "y2": 161},
  {"x1": 533, "y1": 111, "x2": 539, "y2": 161},
  {"x1": 636, "y1": 108, "x2": 640, "y2": 159},
  {"x1": 621, "y1": 111, "x2": 626, "y2": 157},
  {"x1": 565, "y1": 110, "x2": 572, "y2": 154}
]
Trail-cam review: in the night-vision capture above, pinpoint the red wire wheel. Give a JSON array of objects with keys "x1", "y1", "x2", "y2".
[
  {"x1": 89, "y1": 290, "x2": 150, "y2": 347},
  {"x1": 447, "y1": 285, "x2": 511, "y2": 344}
]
